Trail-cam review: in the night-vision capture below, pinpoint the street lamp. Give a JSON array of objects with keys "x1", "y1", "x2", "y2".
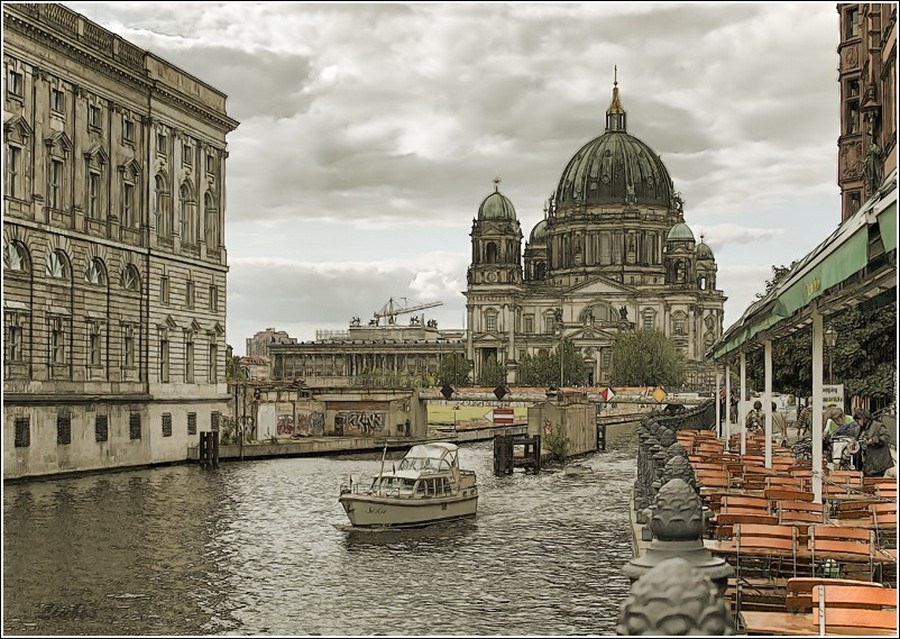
[{"x1": 825, "y1": 326, "x2": 837, "y2": 384}]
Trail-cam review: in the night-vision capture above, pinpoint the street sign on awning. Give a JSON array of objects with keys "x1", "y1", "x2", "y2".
[
  {"x1": 652, "y1": 386, "x2": 667, "y2": 403},
  {"x1": 600, "y1": 387, "x2": 616, "y2": 402}
]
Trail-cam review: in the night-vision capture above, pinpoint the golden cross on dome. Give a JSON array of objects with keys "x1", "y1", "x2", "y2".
[{"x1": 493, "y1": 176, "x2": 501, "y2": 192}]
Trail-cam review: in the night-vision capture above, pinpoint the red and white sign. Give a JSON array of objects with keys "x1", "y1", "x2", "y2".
[
  {"x1": 600, "y1": 387, "x2": 616, "y2": 402},
  {"x1": 485, "y1": 407, "x2": 515, "y2": 425}
]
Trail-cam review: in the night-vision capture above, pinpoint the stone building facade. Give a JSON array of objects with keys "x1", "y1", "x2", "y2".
[
  {"x1": 464, "y1": 81, "x2": 727, "y2": 389},
  {"x1": 837, "y1": 3, "x2": 897, "y2": 221},
  {"x1": 245, "y1": 327, "x2": 297, "y2": 358},
  {"x1": 3, "y1": 3, "x2": 239, "y2": 479},
  {"x1": 268, "y1": 324, "x2": 466, "y2": 388}
]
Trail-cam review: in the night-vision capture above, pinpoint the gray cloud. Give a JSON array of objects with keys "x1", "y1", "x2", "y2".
[{"x1": 66, "y1": 2, "x2": 844, "y2": 350}]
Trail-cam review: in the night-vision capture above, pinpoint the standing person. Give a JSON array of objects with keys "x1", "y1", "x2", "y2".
[
  {"x1": 822, "y1": 405, "x2": 852, "y2": 439},
  {"x1": 772, "y1": 401, "x2": 788, "y2": 446},
  {"x1": 795, "y1": 397, "x2": 813, "y2": 439},
  {"x1": 856, "y1": 408, "x2": 893, "y2": 478},
  {"x1": 745, "y1": 400, "x2": 763, "y2": 433}
]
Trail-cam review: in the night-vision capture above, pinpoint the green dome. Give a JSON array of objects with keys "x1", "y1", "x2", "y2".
[
  {"x1": 555, "y1": 130, "x2": 675, "y2": 209},
  {"x1": 529, "y1": 219, "x2": 548, "y2": 243},
  {"x1": 696, "y1": 241, "x2": 714, "y2": 259},
  {"x1": 554, "y1": 82, "x2": 676, "y2": 210},
  {"x1": 478, "y1": 190, "x2": 517, "y2": 221},
  {"x1": 666, "y1": 222, "x2": 695, "y2": 242}
]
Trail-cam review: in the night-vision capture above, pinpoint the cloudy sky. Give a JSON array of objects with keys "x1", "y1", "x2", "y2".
[{"x1": 69, "y1": 1, "x2": 843, "y2": 354}]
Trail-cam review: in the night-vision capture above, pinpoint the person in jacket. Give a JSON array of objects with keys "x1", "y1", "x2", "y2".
[
  {"x1": 795, "y1": 397, "x2": 813, "y2": 439},
  {"x1": 856, "y1": 408, "x2": 893, "y2": 477},
  {"x1": 745, "y1": 400, "x2": 763, "y2": 433},
  {"x1": 772, "y1": 401, "x2": 788, "y2": 446}
]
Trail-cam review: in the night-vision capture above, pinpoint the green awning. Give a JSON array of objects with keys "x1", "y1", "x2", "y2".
[
  {"x1": 710, "y1": 225, "x2": 870, "y2": 361},
  {"x1": 770, "y1": 226, "x2": 868, "y2": 319},
  {"x1": 878, "y1": 202, "x2": 896, "y2": 252}
]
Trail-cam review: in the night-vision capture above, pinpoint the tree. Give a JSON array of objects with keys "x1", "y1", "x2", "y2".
[
  {"x1": 225, "y1": 354, "x2": 243, "y2": 381},
  {"x1": 746, "y1": 289, "x2": 896, "y2": 409},
  {"x1": 477, "y1": 355, "x2": 506, "y2": 387},
  {"x1": 517, "y1": 349, "x2": 556, "y2": 386},
  {"x1": 609, "y1": 329, "x2": 685, "y2": 387},
  {"x1": 755, "y1": 263, "x2": 794, "y2": 299},
  {"x1": 438, "y1": 352, "x2": 471, "y2": 386},
  {"x1": 516, "y1": 340, "x2": 586, "y2": 386},
  {"x1": 556, "y1": 338, "x2": 587, "y2": 386}
]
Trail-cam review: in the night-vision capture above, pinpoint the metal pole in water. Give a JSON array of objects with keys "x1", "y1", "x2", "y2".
[{"x1": 377, "y1": 442, "x2": 388, "y2": 496}]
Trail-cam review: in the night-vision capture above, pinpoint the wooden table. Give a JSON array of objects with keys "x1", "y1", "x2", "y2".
[{"x1": 740, "y1": 610, "x2": 896, "y2": 636}]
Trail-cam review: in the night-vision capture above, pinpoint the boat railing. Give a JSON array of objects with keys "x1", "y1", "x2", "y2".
[{"x1": 339, "y1": 482, "x2": 414, "y2": 499}]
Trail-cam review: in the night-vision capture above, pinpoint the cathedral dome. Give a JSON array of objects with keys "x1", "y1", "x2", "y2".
[
  {"x1": 529, "y1": 219, "x2": 548, "y2": 243},
  {"x1": 477, "y1": 178, "x2": 517, "y2": 221},
  {"x1": 666, "y1": 222, "x2": 695, "y2": 243},
  {"x1": 696, "y1": 240, "x2": 714, "y2": 260},
  {"x1": 554, "y1": 82, "x2": 675, "y2": 209}
]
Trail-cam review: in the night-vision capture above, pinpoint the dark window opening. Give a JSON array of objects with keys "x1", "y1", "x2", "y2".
[{"x1": 95, "y1": 415, "x2": 109, "y2": 442}]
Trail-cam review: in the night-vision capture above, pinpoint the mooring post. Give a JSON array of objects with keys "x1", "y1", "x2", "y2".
[
  {"x1": 598, "y1": 422, "x2": 607, "y2": 451},
  {"x1": 199, "y1": 431, "x2": 209, "y2": 469},
  {"x1": 211, "y1": 430, "x2": 220, "y2": 468}
]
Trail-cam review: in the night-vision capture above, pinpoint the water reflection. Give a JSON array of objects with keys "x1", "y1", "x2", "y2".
[{"x1": 4, "y1": 424, "x2": 638, "y2": 636}]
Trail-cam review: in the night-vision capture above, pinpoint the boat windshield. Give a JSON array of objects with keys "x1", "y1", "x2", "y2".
[
  {"x1": 370, "y1": 476, "x2": 416, "y2": 493},
  {"x1": 396, "y1": 456, "x2": 451, "y2": 472}
]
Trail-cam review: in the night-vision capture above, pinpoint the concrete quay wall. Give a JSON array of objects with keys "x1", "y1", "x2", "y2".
[{"x1": 190, "y1": 424, "x2": 528, "y2": 462}]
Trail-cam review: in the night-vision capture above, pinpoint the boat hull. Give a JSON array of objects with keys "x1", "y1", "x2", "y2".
[{"x1": 339, "y1": 491, "x2": 479, "y2": 529}]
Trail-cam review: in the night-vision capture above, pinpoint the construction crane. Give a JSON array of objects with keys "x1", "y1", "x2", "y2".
[{"x1": 372, "y1": 297, "x2": 443, "y2": 325}]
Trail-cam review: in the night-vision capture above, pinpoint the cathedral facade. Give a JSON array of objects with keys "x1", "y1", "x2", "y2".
[{"x1": 464, "y1": 82, "x2": 727, "y2": 389}]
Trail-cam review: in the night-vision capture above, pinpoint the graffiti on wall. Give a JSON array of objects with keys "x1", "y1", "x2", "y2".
[
  {"x1": 295, "y1": 411, "x2": 326, "y2": 437},
  {"x1": 336, "y1": 411, "x2": 384, "y2": 435},
  {"x1": 310, "y1": 411, "x2": 325, "y2": 436},
  {"x1": 277, "y1": 414, "x2": 294, "y2": 436}
]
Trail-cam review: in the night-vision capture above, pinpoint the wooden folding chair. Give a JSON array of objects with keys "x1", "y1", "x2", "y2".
[
  {"x1": 776, "y1": 500, "x2": 827, "y2": 526},
  {"x1": 714, "y1": 511, "x2": 778, "y2": 540},
  {"x1": 785, "y1": 577, "x2": 884, "y2": 613},
  {"x1": 812, "y1": 584, "x2": 897, "y2": 634},
  {"x1": 731, "y1": 523, "x2": 798, "y2": 614},
  {"x1": 808, "y1": 525, "x2": 876, "y2": 582},
  {"x1": 871, "y1": 501, "x2": 897, "y2": 549}
]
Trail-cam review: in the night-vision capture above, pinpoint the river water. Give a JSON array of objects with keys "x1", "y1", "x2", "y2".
[{"x1": 3, "y1": 424, "x2": 638, "y2": 636}]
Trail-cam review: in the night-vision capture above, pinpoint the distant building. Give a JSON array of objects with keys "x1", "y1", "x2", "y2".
[
  {"x1": 237, "y1": 354, "x2": 271, "y2": 379},
  {"x1": 269, "y1": 323, "x2": 466, "y2": 387},
  {"x1": 3, "y1": 3, "x2": 239, "y2": 479},
  {"x1": 245, "y1": 327, "x2": 297, "y2": 358},
  {"x1": 464, "y1": 81, "x2": 727, "y2": 389},
  {"x1": 837, "y1": 3, "x2": 897, "y2": 221}
]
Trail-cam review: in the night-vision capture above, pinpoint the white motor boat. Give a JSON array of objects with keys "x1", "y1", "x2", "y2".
[{"x1": 339, "y1": 442, "x2": 478, "y2": 528}]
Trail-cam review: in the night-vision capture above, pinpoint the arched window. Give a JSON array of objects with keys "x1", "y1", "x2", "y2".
[
  {"x1": 44, "y1": 132, "x2": 72, "y2": 212},
  {"x1": 204, "y1": 191, "x2": 219, "y2": 248},
  {"x1": 46, "y1": 249, "x2": 70, "y2": 280},
  {"x1": 154, "y1": 174, "x2": 171, "y2": 237},
  {"x1": 179, "y1": 182, "x2": 196, "y2": 245},
  {"x1": 84, "y1": 257, "x2": 107, "y2": 285},
  {"x1": 84, "y1": 147, "x2": 108, "y2": 221},
  {"x1": 3, "y1": 241, "x2": 30, "y2": 273},
  {"x1": 485, "y1": 241, "x2": 498, "y2": 264},
  {"x1": 121, "y1": 264, "x2": 140, "y2": 292}
]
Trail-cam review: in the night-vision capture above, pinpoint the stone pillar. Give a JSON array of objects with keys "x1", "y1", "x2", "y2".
[
  {"x1": 623, "y1": 478, "x2": 733, "y2": 600},
  {"x1": 617, "y1": 556, "x2": 733, "y2": 635}
]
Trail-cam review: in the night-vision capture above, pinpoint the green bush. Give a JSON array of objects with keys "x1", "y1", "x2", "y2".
[{"x1": 544, "y1": 425, "x2": 570, "y2": 461}]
